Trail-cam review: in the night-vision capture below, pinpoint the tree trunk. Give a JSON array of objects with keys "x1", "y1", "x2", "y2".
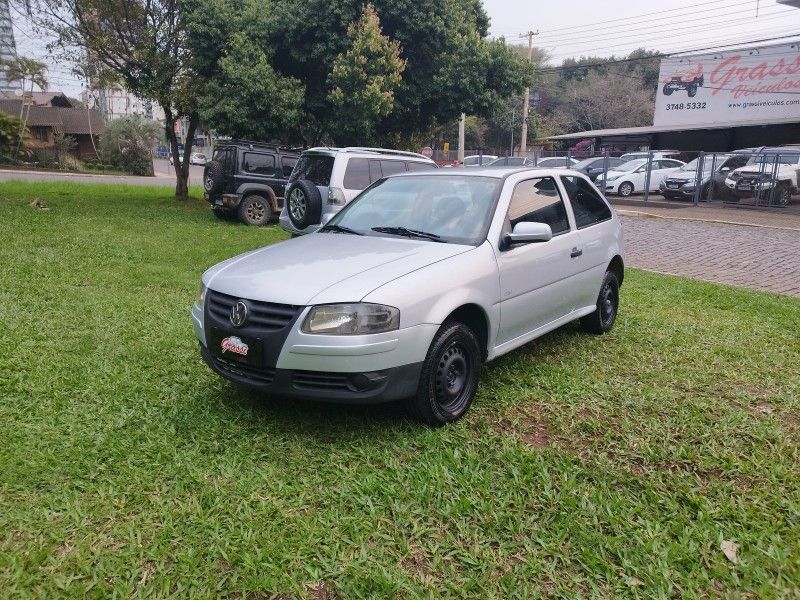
[{"x1": 164, "y1": 109, "x2": 189, "y2": 200}]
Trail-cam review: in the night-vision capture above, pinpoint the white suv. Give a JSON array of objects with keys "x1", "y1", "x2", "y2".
[
  {"x1": 193, "y1": 168, "x2": 623, "y2": 425},
  {"x1": 724, "y1": 148, "x2": 800, "y2": 206},
  {"x1": 279, "y1": 147, "x2": 437, "y2": 235}
]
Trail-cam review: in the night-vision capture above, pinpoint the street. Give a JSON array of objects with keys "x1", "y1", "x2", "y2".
[{"x1": 0, "y1": 159, "x2": 205, "y2": 187}]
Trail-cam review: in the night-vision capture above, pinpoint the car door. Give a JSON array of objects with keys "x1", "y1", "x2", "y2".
[
  {"x1": 560, "y1": 175, "x2": 616, "y2": 309},
  {"x1": 495, "y1": 176, "x2": 584, "y2": 346}
]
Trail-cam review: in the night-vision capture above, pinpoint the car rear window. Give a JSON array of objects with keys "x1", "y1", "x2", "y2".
[{"x1": 289, "y1": 154, "x2": 335, "y2": 186}]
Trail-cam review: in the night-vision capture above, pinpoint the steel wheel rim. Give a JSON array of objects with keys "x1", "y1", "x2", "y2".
[
  {"x1": 247, "y1": 201, "x2": 265, "y2": 221},
  {"x1": 434, "y1": 342, "x2": 471, "y2": 413},
  {"x1": 600, "y1": 280, "x2": 618, "y2": 327},
  {"x1": 289, "y1": 189, "x2": 306, "y2": 221}
]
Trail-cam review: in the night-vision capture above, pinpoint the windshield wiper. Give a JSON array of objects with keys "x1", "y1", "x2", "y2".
[
  {"x1": 371, "y1": 226, "x2": 446, "y2": 242},
  {"x1": 319, "y1": 224, "x2": 363, "y2": 235}
]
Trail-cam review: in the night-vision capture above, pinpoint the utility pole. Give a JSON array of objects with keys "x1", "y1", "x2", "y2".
[
  {"x1": 519, "y1": 30, "x2": 538, "y2": 154},
  {"x1": 457, "y1": 113, "x2": 465, "y2": 162}
]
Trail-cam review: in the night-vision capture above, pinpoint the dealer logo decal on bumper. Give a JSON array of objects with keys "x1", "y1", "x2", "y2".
[{"x1": 221, "y1": 336, "x2": 249, "y2": 356}]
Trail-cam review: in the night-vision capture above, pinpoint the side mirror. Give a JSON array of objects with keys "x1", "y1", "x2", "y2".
[{"x1": 501, "y1": 222, "x2": 552, "y2": 250}]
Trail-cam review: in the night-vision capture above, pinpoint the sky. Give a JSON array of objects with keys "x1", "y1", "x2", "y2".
[{"x1": 11, "y1": 0, "x2": 800, "y2": 98}]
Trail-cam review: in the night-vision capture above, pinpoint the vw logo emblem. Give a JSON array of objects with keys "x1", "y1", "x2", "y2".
[{"x1": 230, "y1": 301, "x2": 248, "y2": 327}]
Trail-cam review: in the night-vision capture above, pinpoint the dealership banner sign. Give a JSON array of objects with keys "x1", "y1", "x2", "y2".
[{"x1": 654, "y1": 42, "x2": 800, "y2": 127}]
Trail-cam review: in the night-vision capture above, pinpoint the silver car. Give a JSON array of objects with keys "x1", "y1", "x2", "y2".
[{"x1": 193, "y1": 168, "x2": 624, "y2": 425}]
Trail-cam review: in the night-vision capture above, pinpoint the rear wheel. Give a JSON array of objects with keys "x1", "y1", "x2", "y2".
[
  {"x1": 405, "y1": 321, "x2": 482, "y2": 427},
  {"x1": 662, "y1": 84, "x2": 673, "y2": 96},
  {"x1": 773, "y1": 182, "x2": 792, "y2": 207},
  {"x1": 618, "y1": 181, "x2": 634, "y2": 197},
  {"x1": 581, "y1": 270, "x2": 620, "y2": 334},
  {"x1": 238, "y1": 194, "x2": 272, "y2": 226},
  {"x1": 286, "y1": 180, "x2": 322, "y2": 230},
  {"x1": 688, "y1": 84, "x2": 698, "y2": 97}
]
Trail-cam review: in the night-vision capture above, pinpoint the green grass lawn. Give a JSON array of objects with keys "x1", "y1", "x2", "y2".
[{"x1": 1, "y1": 181, "x2": 799, "y2": 599}]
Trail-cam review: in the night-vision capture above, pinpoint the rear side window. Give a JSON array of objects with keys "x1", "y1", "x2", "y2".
[
  {"x1": 560, "y1": 176, "x2": 612, "y2": 229},
  {"x1": 507, "y1": 177, "x2": 570, "y2": 235},
  {"x1": 281, "y1": 156, "x2": 297, "y2": 177},
  {"x1": 380, "y1": 160, "x2": 405, "y2": 177},
  {"x1": 343, "y1": 158, "x2": 372, "y2": 189},
  {"x1": 243, "y1": 152, "x2": 276, "y2": 175},
  {"x1": 407, "y1": 161, "x2": 433, "y2": 172},
  {"x1": 290, "y1": 154, "x2": 334, "y2": 186}
]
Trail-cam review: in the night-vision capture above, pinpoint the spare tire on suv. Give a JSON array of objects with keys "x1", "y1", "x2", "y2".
[
  {"x1": 286, "y1": 179, "x2": 322, "y2": 229},
  {"x1": 204, "y1": 160, "x2": 224, "y2": 195}
]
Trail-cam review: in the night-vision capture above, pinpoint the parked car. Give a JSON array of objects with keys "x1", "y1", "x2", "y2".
[
  {"x1": 190, "y1": 152, "x2": 207, "y2": 166},
  {"x1": 486, "y1": 156, "x2": 534, "y2": 167},
  {"x1": 534, "y1": 157, "x2": 580, "y2": 168},
  {"x1": 662, "y1": 64, "x2": 704, "y2": 97},
  {"x1": 193, "y1": 168, "x2": 624, "y2": 425},
  {"x1": 619, "y1": 150, "x2": 681, "y2": 162},
  {"x1": 279, "y1": 147, "x2": 437, "y2": 236},
  {"x1": 571, "y1": 156, "x2": 626, "y2": 182},
  {"x1": 659, "y1": 154, "x2": 748, "y2": 201},
  {"x1": 203, "y1": 141, "x2": 300, "y2": 226},
  {"x1": 724, "y1": 147, "x2": 800, "y2": 206},
  {"x1": 604, "y1": 158, "x2": 685, "y2": 196},
  {"x1": 462, "y1": 154, "x2": 498, "y2": 167}
]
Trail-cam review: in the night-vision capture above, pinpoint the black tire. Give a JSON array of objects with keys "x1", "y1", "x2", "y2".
[
  {"x1": 238, "y1": 194, "x2": 272, "y2": 226},
  {"x1": 688, "y1": 84, "x2": 698, "y2": 97},
  {"x1": 404, "y1": 321, "x2": 482, "y2": 427},
  {"x1": 212, "y1": 206, "x2": 236, "y2": 221},
  {"x1": 204, "y1": 161, "x2": 224, "y2": 194},
  {"x1": 698, "y1": 75, "x2": 705, "y2": 87},
  {"x1": 286, "y1": 180, "x2": 322, "y2": 229},
  {"x1": 770, "y1": 182, "x2": 792, "y2": 207},
  {"x1": 618, "y1": 181, "x2": 634, "y2": 197},
  {"x1": 662, "y1": 84, "x2": 673, "y2": 96},
  {"x1": 581, "y1": 270, "x2": 620, "y2": 335}
]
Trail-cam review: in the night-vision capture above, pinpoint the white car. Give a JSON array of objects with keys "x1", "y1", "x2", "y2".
[
  {"x1": 724, "y1": 147, "x2": 800, "y2": 206},
  {"x1": 604, "y1": 158, "x2": 685, "y2": 196},
  {"x1": 279, "y1": 147, "x2": 437, "y2": 236},
  {"x1": 534, "y1": 157, "x2": 580, "y2": 169},
  {"x1": 193, "y1": 168, "x2": 624, "y2": 425},
  {"x1": 190, "y1": 152, "x2": 207, "y2": 165},
  {"x1": 462, "y1": 154, "x2": 497, "y2": 167}
]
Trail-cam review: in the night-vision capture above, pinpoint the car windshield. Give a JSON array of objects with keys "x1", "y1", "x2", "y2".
[
  {"x1": 572, "y1": 157, "x2": 604, "y2": 169},
  {"x1": 323, "y1": 175, "x2": 502, "y2": 245},
  {"x1": 746, "y1": 153, "x2": 800, "y2": 167},
  {"x1": 679, "y1": 158, "x2": 715, "y2": 174},
  {"x1": 289, "y1": 154, "x2": 335, "y2": 186}
]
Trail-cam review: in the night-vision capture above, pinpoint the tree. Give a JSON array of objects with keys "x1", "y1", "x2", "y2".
[
  {"x1": 1, "y1": 56, "x2": 48, "y2": 155},
  {"x1": 98, "y1": 115, "x2": 162, "y2": 175},
  {"x1": 328, "y1": 4, "x2": 404, "y2": 145},
  {"x1": 267, "y1": 0, "x2": 530, "y2": 145},
  {"x1": 26, "y1": 0, "x2": 200, "y2": 199},
  {"x1": 0, "y1": 111, "x2": 27, "y2": 157}
]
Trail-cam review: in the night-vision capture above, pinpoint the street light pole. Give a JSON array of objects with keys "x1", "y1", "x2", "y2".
[{"x1": 519, "y1": 30, "x2": 538, "y2": 154}]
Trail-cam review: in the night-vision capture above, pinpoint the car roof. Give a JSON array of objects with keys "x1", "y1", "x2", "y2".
[
  {"x1": 390, "y1": 166, "x2": 588, "y2": 180},
  {"x1": 303, "y1": 146, "x2": 434, "y2": 162}
]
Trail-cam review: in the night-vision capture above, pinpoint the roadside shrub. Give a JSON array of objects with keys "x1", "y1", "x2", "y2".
[
  {"x1": 32, "y1": 148, "x2": 57, "y2": 169},
  {"x1": 0, "y1": 111, "x2": 26, "y2": 156},
  {"x1": 98, "y1": 115, "x2": 161, "y2": 176}
]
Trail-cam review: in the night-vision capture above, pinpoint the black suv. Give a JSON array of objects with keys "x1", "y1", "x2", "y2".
[{"x1": 203, "y1": 141, "x2": 300, "y2": 225}]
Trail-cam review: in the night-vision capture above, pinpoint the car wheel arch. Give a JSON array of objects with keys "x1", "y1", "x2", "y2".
[
  {"x1": 445, "y1": 303, "x2": 490, "y2": 360},
  {"x1": 607, "y1": 255, "x2": 624, "y2": 287},
  {"x1": 238, "y1": 185, "x2": 278, "y2": 212}
]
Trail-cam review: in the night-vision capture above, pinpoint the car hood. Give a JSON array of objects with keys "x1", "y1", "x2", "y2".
[
  {"x1": 733, "y1": 166, "x2": 791, "y2": 176},
  {"x1": 203, "y1": 233, "x2": 474, "y2": 305}
]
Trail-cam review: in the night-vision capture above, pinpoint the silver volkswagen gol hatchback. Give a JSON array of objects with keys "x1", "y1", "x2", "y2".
[{"x1": 192, "y1": 169, "x2": 624, "y2": 426}]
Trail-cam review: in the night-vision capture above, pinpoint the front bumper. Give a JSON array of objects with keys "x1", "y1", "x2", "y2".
[
  {"x1": 604, "y1": 180, "x2": 621, "y2": 193},
  {"x1": 201, "y1": 344, "x2": 422, "y2": 403},
  {"x1": 725, "y1": 176, "x2": 774, "y2": 197}
]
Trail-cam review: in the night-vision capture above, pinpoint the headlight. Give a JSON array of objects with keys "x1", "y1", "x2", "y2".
[
  {"x1": 605, "y1": 176, "x2": 618, "y2": 182},
  {"x1": 301, "y1": 303, "x2": 400, "y2": 335},
  {"x1": 196, "y1": 282, "x2": 206, "y2": 306}
]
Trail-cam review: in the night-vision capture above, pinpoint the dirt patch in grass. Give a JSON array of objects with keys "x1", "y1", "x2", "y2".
[{"x1": 491, "y1": 406, "x2": 552, "y2": 449}]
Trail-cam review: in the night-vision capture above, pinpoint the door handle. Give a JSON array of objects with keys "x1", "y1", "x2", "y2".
[{"x1": 570, "y1": 247, "x2": 583, "y2": 258}]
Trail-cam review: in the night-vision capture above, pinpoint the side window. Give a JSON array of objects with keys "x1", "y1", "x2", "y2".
[
  {"x1": 406, "y1": 161, "x2": 432, "y2": 172},
  {"x1": 560, "y1": 176, "x2": 612, "y2": 229},
  {"x1": 507, "y1": 177, "x2": 570, "y2": 235},
  {"x1": 343, "y1": 158, "x2": 371, "y2": 189},
  {"x1": 380, "y1": 160, "x2": 405, "y2": 177},
  {"x1": 243, "y1": 152, "x2": 276, "y2": 175},
  {"x1": 281, "y1": 156, "x2": 297, "y2": 177},
  {"x1": 369, "y1": 160, "x2": 382, "y2": 183}
]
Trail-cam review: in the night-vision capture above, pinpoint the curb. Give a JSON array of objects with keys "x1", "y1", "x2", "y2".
[
  {"x1": 617, "y1": 209, "x2": 800, "y2": 232},
  {"x1": 0, "y1": 168, "x2": 170, "y2": 180}
]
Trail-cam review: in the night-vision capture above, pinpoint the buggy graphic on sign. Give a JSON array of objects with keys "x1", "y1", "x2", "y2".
[{"x1": 654, "y1": 42, "x2": 800, "y2": 127}]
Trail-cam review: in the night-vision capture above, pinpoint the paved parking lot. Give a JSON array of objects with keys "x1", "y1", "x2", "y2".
[{"x1": 622, "y1": 215, "x2": 800, "y2": 298}]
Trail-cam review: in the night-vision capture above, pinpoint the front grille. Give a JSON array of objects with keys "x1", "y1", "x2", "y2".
[
  {"x1": 207, "y1": 290, "x2": 299, "y2": 331},
  {"x1": 213, "y1": 356, "x2": 276, "y2": 385},
  {"x1": 293, "y1": 371, "x2": 350, "y2": 391}
]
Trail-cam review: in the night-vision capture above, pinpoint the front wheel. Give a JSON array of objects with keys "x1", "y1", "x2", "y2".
[
  {"x1": 405, "y1": 321, "x2": 482, "y2": 426},
  {"x1": 618, "y1": 181, "x2": 634, "y2": 197},
  {"x1": 581, "y1": 270, "x2": 620, "y2": 334},
  {"x1": 772, "y1": 182, "x2": 792, "y2": 207},
  {"x1": 662, "y1": 84, "x2": 673, "y2": 96}
]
